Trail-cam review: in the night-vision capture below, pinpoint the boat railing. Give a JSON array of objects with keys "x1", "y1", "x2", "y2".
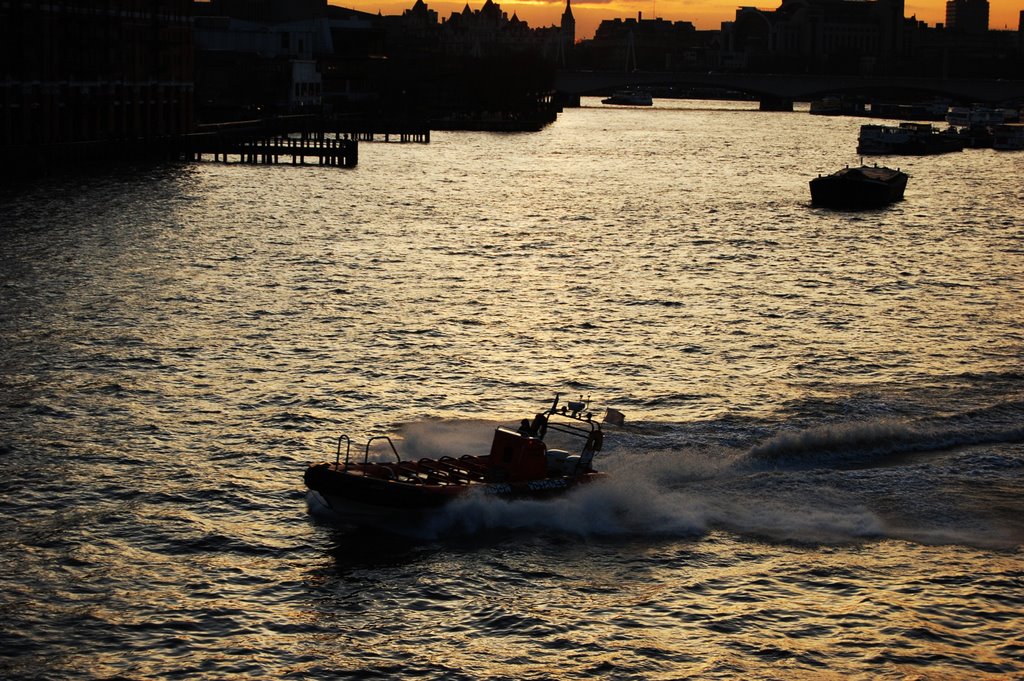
[
  {"x1": 544, "y1": 416, "x2": 598, "y2": 440},
  {"x1": 336, "y1": 434, "x2": 402, "y2": 465},
  {"x1": 544, "y1": 405, "x2": 598, "y2": 438},
  {"x1": 542, "y1": 409, "x2": 604, "y2": 460},
  {"x1": 334, "y1": 435, "x2": 351, "y2": 465}
]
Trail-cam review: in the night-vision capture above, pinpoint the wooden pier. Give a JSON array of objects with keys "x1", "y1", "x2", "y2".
[
  {"x1": 183, "y1": 131, "x2": 358, "y2": 167},
  {"x1": 325, "y1": 113, "x2": 430, "y2": 143},
  {"x1": 345, "y1": 127, "x2": 429, "y2": 143},
  {"x1": 179, "y1": 114, "x2": 432, "y2": 169}
]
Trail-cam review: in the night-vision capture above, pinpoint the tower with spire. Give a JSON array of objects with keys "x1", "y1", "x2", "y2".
[{"x1": 560, "y1": 0, "x2": 575, "y2": 65}]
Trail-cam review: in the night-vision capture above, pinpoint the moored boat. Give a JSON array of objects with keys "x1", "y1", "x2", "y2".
[
  {"x1": 945, "y1": 106, "x2": 1010, "y2": 128},
  {"x1": 857, "y1": 122, "x2": 964, "y2": 155},
  {"x1": 601, "y1": 90, "x2": 653, "y2": 106},
  {"x1": 809, "y1": 165, "x2": 908, "y2": 209},
  {"x1": 304, "y1": 395, "x2": 620, "y2": 528},
  {"x1": 809, "y1": 96, "x2": 866, "y2": 117},
  {"x1": 870, "y1": 100, "x2": 949, "y2": 121},
  {"x1": 992, "y1": 123, "x2": 1024, "y2": 151},
  {"x1": 809, "y1": 97, "x2": 843, "y2": 116}
]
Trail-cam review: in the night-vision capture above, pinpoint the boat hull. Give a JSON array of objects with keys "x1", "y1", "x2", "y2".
[
  {"x1": 810, "y1": 166, "x2": 908, "y2": 209},
  {"x1": 304, "y1": 461, "x2": 605, "y2": 525},
  {"x1": 601, "y1": 91, "x2": 653, "y2": 106}
]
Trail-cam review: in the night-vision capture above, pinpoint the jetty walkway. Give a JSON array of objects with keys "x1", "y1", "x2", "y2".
[{"x1": 181, "y1": 114, "x2": 431, "y2": 169}]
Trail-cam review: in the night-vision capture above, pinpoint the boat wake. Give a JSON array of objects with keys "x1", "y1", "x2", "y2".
[
  {"x1": 418, "y1": 449, "x2": 885, "y2": 544},
  {"x1": 331, "y1": 410, "x2": 1024, "y2": 549},
  {"x1": 745, "y1": 412, "x2": 1024, "y2": 471}
]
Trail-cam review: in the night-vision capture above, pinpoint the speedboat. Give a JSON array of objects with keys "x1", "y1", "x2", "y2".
[
  {"x1": 810, "y1": 165, "x2": 908, "y2": 209},
  {"x1": 304, "y1": 395, "x2": 621, "y2": 526},
  {"x1": 601, "y1": 90, "x2": 653, "y2": 106}
]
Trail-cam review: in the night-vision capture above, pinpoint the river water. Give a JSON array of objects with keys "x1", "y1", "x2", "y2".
[{"x1": 1, "y1": 98, "x2": 1022, "y2": 679}]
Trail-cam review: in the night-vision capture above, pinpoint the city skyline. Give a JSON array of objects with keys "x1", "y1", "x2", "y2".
[{"x1": 329, "y1": 0, "x2": 1022, "y2": 40}]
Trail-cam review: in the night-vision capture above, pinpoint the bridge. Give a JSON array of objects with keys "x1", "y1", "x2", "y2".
[{"x1": 554, "y1": 70, "x2": 1024, "y2": 109}]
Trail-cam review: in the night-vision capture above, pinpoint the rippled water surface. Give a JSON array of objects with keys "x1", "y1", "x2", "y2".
[{"x1": 2, "y1": 99, "x2": 1022, "y2": 679}]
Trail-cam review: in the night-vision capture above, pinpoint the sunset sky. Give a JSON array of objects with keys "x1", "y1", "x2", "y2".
[{"x1": 331, "y1": 0, "x2": 1023, "y2": 42}]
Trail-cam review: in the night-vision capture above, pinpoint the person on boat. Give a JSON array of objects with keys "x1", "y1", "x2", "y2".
[
  {"x1": 518, "y1": 419, "x2": 533, "y2": 436},
  {"x1": 530, "y1": 412, "x2": 548, "y2": 438}
]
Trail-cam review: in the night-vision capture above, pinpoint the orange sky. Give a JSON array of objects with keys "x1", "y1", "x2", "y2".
[{"x1": 331, "y1": 0, "x2": 1023, "y2": 41}]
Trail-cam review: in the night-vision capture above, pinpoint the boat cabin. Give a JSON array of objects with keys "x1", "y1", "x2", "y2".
[{"x1": 489, "y1": 427, "x2": 548, "y2": 481}]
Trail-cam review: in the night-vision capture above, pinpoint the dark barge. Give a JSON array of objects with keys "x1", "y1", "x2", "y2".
[{"x1": 810, "y1": 165, "x2": 908, "y2": 209}]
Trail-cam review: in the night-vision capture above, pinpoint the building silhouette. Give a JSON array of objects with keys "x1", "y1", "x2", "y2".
[
  {"x1": 681, "y1": 0, "x2": 1019, "y2": 79},
  {"x1": 1, "y1": 1, "x2": 193, "y2": 171},
  {"x1": 378, "y1": 0, "x2": 571, "y2": 127},
  {"x1": 716, "y1": 0, "x2": 907, "y2": 75},
  {"x1": 192, "y1": 0, "x2": 337, "y2": 121},
  {"x1": 190, "y1": 0, "x2": 576, "y2": 121},
  {"x1": 190, "y1": 0, "x2": 572, "y2": 127},
  {"x1": 946, "y1": 0, "x2": 989, "y2": 34},
  {"x1": 384, "y1": 0, "x2": 575, "y2": 63},
  {"x1": 583, "y1": 13, "x2": 701, "y2": 71},
  {"x1": 560, "y1": 0, "x2": 576, "y2": 65}
]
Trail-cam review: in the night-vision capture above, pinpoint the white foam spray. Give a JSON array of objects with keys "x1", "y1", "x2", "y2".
[{"x1": 406, "y1": 440, "x2": 886, "y2": 544}]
